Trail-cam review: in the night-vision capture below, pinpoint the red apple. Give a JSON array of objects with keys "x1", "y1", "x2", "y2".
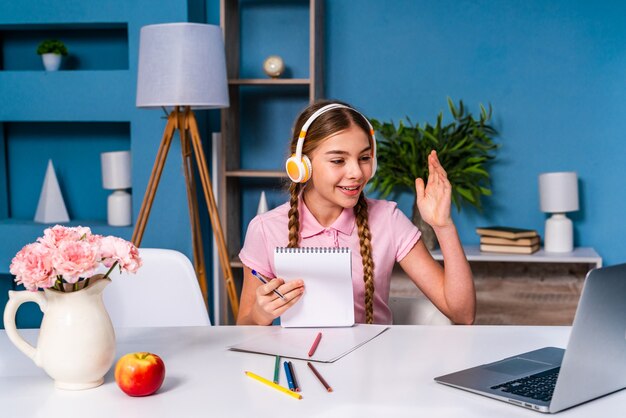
[{"x1": 114, "y1": 352, "x2": 165, "y2": 397}]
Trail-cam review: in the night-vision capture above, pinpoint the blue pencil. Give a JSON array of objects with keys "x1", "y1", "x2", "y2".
[
  {"x1": 283, "y1": 360, "x2": 295, "y2": 391},
  {"x1": 288, "y1": 361, "x2": 301, "y2": 392}
]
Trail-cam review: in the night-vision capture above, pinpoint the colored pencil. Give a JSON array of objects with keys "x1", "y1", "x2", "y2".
[
  {"x1": 283, "y1": 361, "x2": 295, "y2": 391},
  {"x1": 307, "y1": 361, "x2": 333, "y2": 392},
  {"x1": 244, "y1": 371, "x2": 302, "y2": 400},
  {"x1": 308, "y1": 332, "x2": 322, "y2": 357},
  {"x1": 287, "y1": 361, "x2": 300, "y2": 392},
  {"x1": 273, "y1": 355, "x2": 280, "y2": 384}
]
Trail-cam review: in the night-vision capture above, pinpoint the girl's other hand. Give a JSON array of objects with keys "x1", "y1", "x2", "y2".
[{"x1": 415, "y1": 150, "x2": 453, "y2": 228}]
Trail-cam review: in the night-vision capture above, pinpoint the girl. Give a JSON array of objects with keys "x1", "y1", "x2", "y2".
[{"x1": 237, "y1": 100, "x2": 475, "y2": 325}]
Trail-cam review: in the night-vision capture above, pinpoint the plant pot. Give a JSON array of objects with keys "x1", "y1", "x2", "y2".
[
  {"x1": 41, "y1": 53, "x2": 62, "y2": 71},
  {"x1": 412, "y1": 202, "x2": 439, "y2": 251}
]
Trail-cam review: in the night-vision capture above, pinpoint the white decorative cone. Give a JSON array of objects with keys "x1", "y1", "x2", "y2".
[
  {"x1": 257, "y1": 191, "x2": 269, "y2": 215},
  {"x1": 34, "y1": 160, "x2": 70, "y2": 223}
]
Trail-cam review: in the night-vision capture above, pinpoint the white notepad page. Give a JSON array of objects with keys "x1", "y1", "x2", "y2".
[{"x1": 274, "y1": 247, "x2": 354, "y2": 327}]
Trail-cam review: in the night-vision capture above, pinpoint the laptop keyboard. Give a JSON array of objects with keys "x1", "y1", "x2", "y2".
[{"x1": 491, "y1": 367, "x2": 560, "y2": 402}]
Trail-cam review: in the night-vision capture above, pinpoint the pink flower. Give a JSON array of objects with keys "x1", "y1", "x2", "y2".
[
  {"x1": 38, "y1": 225, "x2": 93, "y2": 249},
  {"x1": 51, "y1": 239, "x2": 100, "y2": 283},
  {"x1": 9, "y1": 243, "x2": 56, "y2": 291},
  {"x1": 11, "y1": 225, "x2": 142, "y2": 291},
  {"x1": 100, "y1": 236, "x2": 142, "y2": 273}
]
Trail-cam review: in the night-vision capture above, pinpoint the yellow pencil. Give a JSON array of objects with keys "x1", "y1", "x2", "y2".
[{"x1": 245, "y1": 371, "x2": 303, "y2": 400}]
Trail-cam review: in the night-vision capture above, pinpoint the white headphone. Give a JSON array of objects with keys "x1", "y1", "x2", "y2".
[{"x1": 285, "y1": 103, "x2": 378, "y2": 183}]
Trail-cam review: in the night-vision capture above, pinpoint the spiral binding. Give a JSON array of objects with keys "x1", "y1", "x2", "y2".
[{"x1": 275, "y1": 247, "x2": 350, "y2": 253}]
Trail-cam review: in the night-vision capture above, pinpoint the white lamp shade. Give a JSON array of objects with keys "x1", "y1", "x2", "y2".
[
  {"x1": 136, "y1": 22, "x2": 230, "y2": 109},
  {"x1": 101, "y1": 151, "x2": 131, "y2": 189},
  {"x1": 539, "y1": 172, "x2": 579, "y2": 213}
]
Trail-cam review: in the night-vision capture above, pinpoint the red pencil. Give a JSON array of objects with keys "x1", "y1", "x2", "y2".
[{"x1": 308, "y1": 332, "x2": 322, "y2": 357}]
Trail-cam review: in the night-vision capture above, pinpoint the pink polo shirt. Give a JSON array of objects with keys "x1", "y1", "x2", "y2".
[{"x1": 238, "y1": 197, "x2": 421, "y2": 324}]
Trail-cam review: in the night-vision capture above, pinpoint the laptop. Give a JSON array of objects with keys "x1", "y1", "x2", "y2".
[{"x1": 435, "y1": 263, "x2": 626, "y2": 413}]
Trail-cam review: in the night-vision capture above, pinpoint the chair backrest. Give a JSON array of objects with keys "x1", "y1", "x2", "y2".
[
  {"x1": 389, "y1": 295, "x2": 452, "y2": 325},
  {"x1": 102, "y1": 248, "x2": 211, "y2": 327}
]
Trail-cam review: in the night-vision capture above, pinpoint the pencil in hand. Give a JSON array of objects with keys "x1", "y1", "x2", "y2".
[{"x1": 251, "y1": 269, "x2": 286, "y2": 300}]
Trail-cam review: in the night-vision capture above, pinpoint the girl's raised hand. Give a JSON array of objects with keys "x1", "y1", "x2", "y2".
[{"x1": 415, "y1": 150, "x2": 453, "y2": 228}]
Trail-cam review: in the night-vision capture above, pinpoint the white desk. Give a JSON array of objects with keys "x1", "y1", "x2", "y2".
[{"x1": 1, "y1": 325, "x2": 623, "y2": 417}]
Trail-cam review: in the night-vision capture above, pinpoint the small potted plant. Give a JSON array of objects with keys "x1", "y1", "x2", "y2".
[
  {"x1": 370, "y1": 98, "x2": 499, "y2": 249},
  {"x1": 36, "y1": 39, "x2": 68, "y2": 71}
]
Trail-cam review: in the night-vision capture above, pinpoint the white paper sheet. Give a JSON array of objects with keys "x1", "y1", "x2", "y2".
[{"x1": 228, "y1": 325, "x2": 390, "y2": 363}]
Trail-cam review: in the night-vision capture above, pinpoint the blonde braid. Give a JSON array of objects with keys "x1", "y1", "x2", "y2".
[
  {"x1": 287, "y1": 182, "x2": 302, "y2": 248},
  {"x1": 354, "y1": 194, "x2": 375, "y2": 324}
]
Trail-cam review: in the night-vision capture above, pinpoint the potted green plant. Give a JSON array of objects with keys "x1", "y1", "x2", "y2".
[
  {"x1": 36, "y1": 39, "x2": 68, "y2": 71},
  {"x1": 370, "y1": 98, "x2": 499, "y2": 249}
]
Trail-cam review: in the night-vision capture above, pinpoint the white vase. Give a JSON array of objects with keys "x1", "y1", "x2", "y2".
[
  {"x1": 107, "y1": 189, "x2": 132, "y2": 226},
  {"x1": 41, "y1": 53, "x2": 62, "y2": 71},
  {"x1": 3, "y1": 277, "x2": 116, "y2": 390}
]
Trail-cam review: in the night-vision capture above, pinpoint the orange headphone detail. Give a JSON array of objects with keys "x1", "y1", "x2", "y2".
[{"x1": 285, "y1": 103, "x2": 377, "y2": 183}]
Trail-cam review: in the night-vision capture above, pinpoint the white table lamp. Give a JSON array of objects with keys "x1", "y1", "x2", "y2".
[
  {"x1": 539, "y1": 172, "x2": 579, "y2": 253},
  {"x1": 101, "y1": 151, "x2": 132, "y2": 226}
]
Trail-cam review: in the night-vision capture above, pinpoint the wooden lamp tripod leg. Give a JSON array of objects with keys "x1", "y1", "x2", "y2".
[
  {"x1": 132, "y1": 110, "x2": 178, "y2": 247},
  {"x1": 179, "y1": 111, "x2": 209, "y2": 309},
  {"x1": 185, "y1": 108, "x2": 240, "y2": 319}
]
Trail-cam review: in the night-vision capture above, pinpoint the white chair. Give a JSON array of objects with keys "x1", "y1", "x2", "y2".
[
  {"x1": 389, "y1": 295, "x2": 452, "y2": 325},
  {"x1": 102, "y1": 248, "x2": 211, "y2": 327}
]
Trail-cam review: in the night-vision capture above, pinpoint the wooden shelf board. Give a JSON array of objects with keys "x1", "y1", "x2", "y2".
[
  {"x1": 226, "y1": 170, "x2": 287, "y2": 178},
  {"x1": 230, "y1": 259, "x2": 244, "y2": 269},
  {"x1": 229, "y1": 78, "x2": 310, "y2": 86}
]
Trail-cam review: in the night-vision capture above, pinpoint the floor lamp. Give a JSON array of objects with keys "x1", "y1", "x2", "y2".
[{"x1": 135, "y1": 23, "x2": 239, "y2": 318}]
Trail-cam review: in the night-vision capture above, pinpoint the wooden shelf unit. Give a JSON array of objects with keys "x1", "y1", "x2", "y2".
[{"x1": 215, "y1": 0, "x2": 324, "y2": 324}]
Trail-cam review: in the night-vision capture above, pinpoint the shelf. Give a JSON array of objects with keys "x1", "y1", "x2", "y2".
[
  {"x1": 0, "y1": 24, "x2": 129, "y2": 71},
  {"x1": 229, "y1": 78, "x2": 310, "y2": 86},
  {"x1": 2, "y1": 121, "x2": 130, "y2": 222},
  {"x1": 230, "y1": 257, "x2": 244, "y2": 269},
  {"x1": 431, "y1": 245, "x2": 602, "y2": 268},
  {"x1": 216, "y1": 0, "x2": 324, "y2": 325},
  {"x1": 226, "y1": 170, "x2": 287, "y2": 178}
]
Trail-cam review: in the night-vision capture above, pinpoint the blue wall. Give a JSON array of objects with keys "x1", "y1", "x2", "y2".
[
  {"x1": 241, "y1": 0, "x2": 626, "y2": 267},
  {"x1": 2, "y1": 0, "x2": 626, "y2": 328}
]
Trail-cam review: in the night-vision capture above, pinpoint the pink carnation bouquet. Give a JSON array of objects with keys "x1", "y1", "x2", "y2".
[{"x1": 10, "y1": 225, "x2": 142, "y2": 292}]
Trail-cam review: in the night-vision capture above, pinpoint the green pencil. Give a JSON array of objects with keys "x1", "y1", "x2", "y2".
[{"x1": 273, "y1": 355, "x2": 280, "y2": 384}]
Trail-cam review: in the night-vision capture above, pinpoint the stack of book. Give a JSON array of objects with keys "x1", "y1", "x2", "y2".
[{"x1": 476, "y1": 226, "x2": 540, "y2": 254}]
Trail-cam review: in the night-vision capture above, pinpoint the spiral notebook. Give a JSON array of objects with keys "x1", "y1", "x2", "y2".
[{"x1": 275, "y1": 247, "x2": 354, "y2": 328}]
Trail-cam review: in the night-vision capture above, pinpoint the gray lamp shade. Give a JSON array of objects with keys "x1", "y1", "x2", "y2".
[
  {"x1": 539, "y1": 171, "x2": 579, "y2": 213},
  {"x1": 136, "y1": 23, "x2": 229, "y2": 109}
]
